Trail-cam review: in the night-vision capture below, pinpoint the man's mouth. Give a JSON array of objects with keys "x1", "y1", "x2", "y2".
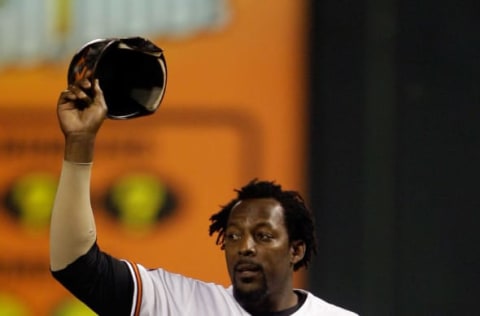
[{"x1": 235, "y1": 262, "x2": 262, "y2": 280}]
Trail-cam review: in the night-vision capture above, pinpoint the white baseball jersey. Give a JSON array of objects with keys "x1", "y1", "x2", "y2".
[{"x1": 125, "y1": 262, "x2": 358, "y2": 316}]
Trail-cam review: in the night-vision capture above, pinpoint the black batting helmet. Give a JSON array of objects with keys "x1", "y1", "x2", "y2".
[{"x1": 68, "y1": 36, "x2": 167, "y2": 119}]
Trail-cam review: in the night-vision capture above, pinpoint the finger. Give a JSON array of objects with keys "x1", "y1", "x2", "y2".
[
  {"x1": 67, "y1": 87, "x2": 92, "y2": 109},
  {"x1": 69, "y1": 84, "x2": 92, "y2": 102},
  {"x1": 84, "y1": 69, "x2": 94, "y2": 79},
  {"x1": 59, "y1": 89, "x2": 78, "y2": 101},
  {"x1": 93, "y1": 79, "x2": 107, "y2": 113},
  {"x1": 93, "y1": 79, "x2": 104, "y2": 99},
  {"x1": 78, "y1": 78, "x2": 92, "y2": 90}
]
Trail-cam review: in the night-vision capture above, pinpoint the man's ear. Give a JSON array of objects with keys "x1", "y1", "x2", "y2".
[{"x1": 290, "y1": 240, "x2": 306, "y2": 266}]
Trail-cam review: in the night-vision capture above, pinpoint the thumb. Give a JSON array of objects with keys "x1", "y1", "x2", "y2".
[{"x1": 93, "y1": 79, "x2": 107, "y2": 111}]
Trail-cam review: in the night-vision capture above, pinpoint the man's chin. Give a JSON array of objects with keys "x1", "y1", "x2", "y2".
[{"x1": 233, "y1": 282, "x2": 267, "y2": 304}]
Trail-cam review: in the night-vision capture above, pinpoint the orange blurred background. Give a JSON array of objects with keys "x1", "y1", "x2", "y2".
[{"x1": 0, "y1": 0, "x2": 309, "y2": 314}]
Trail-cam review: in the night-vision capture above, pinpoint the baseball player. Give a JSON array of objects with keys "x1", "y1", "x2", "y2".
[{"x1": 50, "y1": 78, "x2": 358, "y2": 316}]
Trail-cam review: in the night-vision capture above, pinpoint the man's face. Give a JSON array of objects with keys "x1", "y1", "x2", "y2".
[{"x1": 224, "y1": 198, "x2": 301, "y2": 306}]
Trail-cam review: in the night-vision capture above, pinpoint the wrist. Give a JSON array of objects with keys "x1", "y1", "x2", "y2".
[{"x1": 64, "y1": 133, "x2": 96, "y2": 163}]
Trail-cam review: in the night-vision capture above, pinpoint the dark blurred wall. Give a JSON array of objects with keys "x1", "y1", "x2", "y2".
[{"x1": 307, "y1": 0, "x2": 480, "y2": 315}]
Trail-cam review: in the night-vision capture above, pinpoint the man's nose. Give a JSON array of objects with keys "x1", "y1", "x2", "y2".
[{"x1": 238, "y1": 236, "x2": 256, "y2": 256}]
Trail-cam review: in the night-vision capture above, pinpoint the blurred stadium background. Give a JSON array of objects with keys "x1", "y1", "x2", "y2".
[{"x1": 0, "y1": 0, "x2": 479, "y2": 315}]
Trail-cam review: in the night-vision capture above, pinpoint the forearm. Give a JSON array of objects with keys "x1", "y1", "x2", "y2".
[{"x1": 50, "y1": 160, "x2": 97, "y2": 271}]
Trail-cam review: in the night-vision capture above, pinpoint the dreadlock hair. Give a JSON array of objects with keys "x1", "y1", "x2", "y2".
[{"x1": 208, "y1": 179, "x2": 317, "y2": 271}]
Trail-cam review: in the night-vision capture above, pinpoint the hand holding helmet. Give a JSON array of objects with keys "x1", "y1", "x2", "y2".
[{"x1": 57, "y1": 77, "x2": 107, "y2": 137}]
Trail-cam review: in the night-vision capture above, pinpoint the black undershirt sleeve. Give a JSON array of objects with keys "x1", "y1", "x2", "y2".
[{"x1": 51, "y1": 242, "x2": 134, "y2": 316}]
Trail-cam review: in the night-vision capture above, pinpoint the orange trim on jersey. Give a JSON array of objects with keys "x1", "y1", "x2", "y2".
[{"x1": 129, "y1": 261, "x2": 143, "y2": 316}]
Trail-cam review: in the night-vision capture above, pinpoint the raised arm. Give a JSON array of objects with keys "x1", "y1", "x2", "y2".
[{"x1": 50, "y1": 78, "x2": 107, "y2": 271}]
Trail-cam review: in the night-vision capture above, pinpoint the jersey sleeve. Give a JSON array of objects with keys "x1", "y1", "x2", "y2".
[{"x1": 51, "y1": 242, "x2": 135, "y2": 316}]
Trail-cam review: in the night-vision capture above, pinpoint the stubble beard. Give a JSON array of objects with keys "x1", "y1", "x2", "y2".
[{"x1": 233, "y1": 273, "x2": 268, "y2": 308}]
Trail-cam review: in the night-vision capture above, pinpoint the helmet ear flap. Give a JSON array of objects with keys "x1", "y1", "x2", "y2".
[{"x1": 67, "y1": 37, "x2": 167, "y2": 120}]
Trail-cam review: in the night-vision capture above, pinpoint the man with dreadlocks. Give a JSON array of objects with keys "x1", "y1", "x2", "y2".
[{"x1": 50, "y1": 78, "x2": 358, "y2": 315}]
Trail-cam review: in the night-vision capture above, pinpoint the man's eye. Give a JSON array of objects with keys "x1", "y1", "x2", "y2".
[
  {"x1": 226, "y1": 233, "x2": 241, "y2": 241},
  {"x1": 257, "y1": 232, "x2": 273, "y2": 241}
]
